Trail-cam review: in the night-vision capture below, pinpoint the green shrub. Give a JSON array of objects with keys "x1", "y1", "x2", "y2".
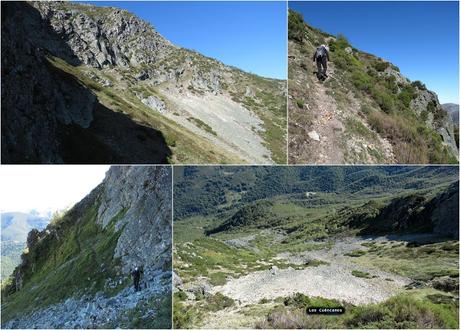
[
  {"x1": 288, "y1": 10, "x2": 305, "y2": 42},
  {"x1": 259, "y1": 297, "x2": 270, "y2": 304},
  {"x1": 345, "y1": 250, "x2": 367, "y2": 257},
  {"x1": 412, "y1": 80, "x2": 427, "y2": 90},
  {"x1": 209, "y1": 272, "x2": 227, "y2": 286},
  {"x1": 351, "y1": 71, "x2": 373, "y2": 92},
  {"x1": 296, "y1": 99, "x2": 304, "y2": 109},
  {"x1": 398, "y1": 84, "x2": 416, "y2": 108},
  {"x1": 336, "y1": 34, "x2": 350, "y2": 49},
  {"x1": 372, "y1": 87, "x2": 395, "y2": 114},
  {"x1": 174, "y1": 291, "x2": 187, "y2": 301},
  {"x1": 373, "y1": 60, "x2": 390, "y2": 72},
  {"x1": 206, "y1": 292, "x2": 235, "y2": 312},
  {"x1": 351, "y1": 270, "x2": 372, "y2": 278}
]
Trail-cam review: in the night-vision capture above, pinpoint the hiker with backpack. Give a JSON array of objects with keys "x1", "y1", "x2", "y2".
[
  {"x1": 313, "y1": 44, "x2": 330, "y2": 80},
  {"x1": 131, "y1": 265, "x2": 143, "y2": 292}
]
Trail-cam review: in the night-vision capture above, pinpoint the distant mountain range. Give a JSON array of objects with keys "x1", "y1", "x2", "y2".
[
  {"x1": 1, "y1": 211, "x2": 51, "y2": 280},
  {"x1": 174, "y1": 166, "x2": 459, "y2": 220},
  {"x1": 1, "y1": 211, "x2": 50, "y2": 242}
]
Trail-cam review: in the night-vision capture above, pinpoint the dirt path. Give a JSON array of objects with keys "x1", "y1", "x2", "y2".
[
  {"x1": 211, "y1": 237, "x2": 411, "y2": 306},
  {"x1": 307, "y1": 63, "x2": 345, "y2": 163},
  {"x1": 288, "y1": 40, "x2": 395, "y2": 164}
]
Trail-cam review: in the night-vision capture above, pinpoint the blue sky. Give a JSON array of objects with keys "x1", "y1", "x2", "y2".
[
  {"x1": 76, "y1": 1, "x2": 287, "y2": 79},
  {"x1": 290, "y1": 1, "x2": 459, "y2": 104}
]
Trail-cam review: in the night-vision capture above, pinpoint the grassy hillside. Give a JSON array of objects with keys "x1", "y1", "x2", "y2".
[
  {"x1": 288, "y1": 9, "x2": 458, "y2": 164},
  {"x1": 46, "y1": 55, "x2": 245, "y2": 165},
  {"x1": 1, "y1": 202, "x2": 124, "y2": 322}
]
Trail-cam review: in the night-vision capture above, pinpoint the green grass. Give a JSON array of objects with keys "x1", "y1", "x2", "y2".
[
  {"x1": 174, "y1": 292, "x2": 235, "y2": 328},
  {"x1": 187, "y1": 117, "x2": 217, "y2": 136},
  {"x1": 1, "y1": 204, "x2": 126, "y2": 323},
  {"x1": 256, "y1": 291, "x2": 459, "y2": 329},
  {"x1": 353, "y1": 240, "x2": 459, "y2": 282},
  {"x1": 345, "y1": 117, "x2": 377, "y2": 140}
]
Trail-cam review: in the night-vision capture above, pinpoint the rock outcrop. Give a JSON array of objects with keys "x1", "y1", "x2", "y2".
[
  {"x1": 1, "y1": 1, "x2": 172, "y2": 164},
  {"x1": 97, "y1": 166, "x2": 172, "y2": 273},
  {"x1": 31, "y1": 1, "x2": 174, "y2": 68}
]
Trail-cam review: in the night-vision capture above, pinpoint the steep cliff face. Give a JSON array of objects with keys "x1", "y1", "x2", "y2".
[
  {"x1": 2, "y1": 1, "x2": 286, "y2": 164},
  {"x1": 1, "y1": 166, "x2": 172, "y2": 329},
  {"x1": 288, "y1": 10, "x2": 458, "y2": 164},
  {"x1": 32, "y1": 1, "x2": 174, "y2": 68}
]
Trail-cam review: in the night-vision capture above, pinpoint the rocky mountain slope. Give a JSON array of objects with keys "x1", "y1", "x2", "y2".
[
  {"x1": 1, "y1": 1, "x2": 286, "y2": 164},
  {"x1": 1, "y1": 166, "x2": 172, "y2": 329},
  {"x1": 288, "y1": 10, "x2": 458, "y2": 164}
]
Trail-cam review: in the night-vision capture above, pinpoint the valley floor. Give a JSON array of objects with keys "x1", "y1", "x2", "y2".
[
  {"x1": 212, "y1": 236, "x2": 411, "y2": 306},
  {"x1": 174, "y1": 232, "x2": 459, "y2": 329}
]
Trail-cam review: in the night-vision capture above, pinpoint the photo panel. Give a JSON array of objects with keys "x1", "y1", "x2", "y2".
[
  {"x1": 288, "y1": 1, "x2": 459, "y2": 164},
  {"x1": 173, "y1": 165, "x2": 459, "y2": 328},
  {"x1": 1, "y1": 165, "x2": 172, "y2": 329},
  {"x1": 1, "y1": 1, "x2": 287, "y2": 165}
]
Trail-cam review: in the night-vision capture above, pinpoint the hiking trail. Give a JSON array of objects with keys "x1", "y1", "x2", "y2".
[{"x1": 288, "y1": 40, "x2": 395, "y2": 164}]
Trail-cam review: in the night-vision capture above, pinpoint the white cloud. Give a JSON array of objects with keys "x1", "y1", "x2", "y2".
[{"x1": 0, "y1": 165, "x2": 110, "y2": 214}]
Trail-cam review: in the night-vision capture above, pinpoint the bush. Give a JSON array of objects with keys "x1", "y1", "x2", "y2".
[
  {"x1": 351, "y1": 270, "x2": 372, "y2": 278},
  {"x1": 411, "y1": 80, "x2": 427, "y2": 90},
  {"x1": 427, "y1": 100, "x2": 447, "y2": 124},
  {"x1": 372, "y1": 87, "x2": 395, "y2": 114},
  {"x1": 336, "y1": 34, "x2": 350, "y2": 49},
  {"x1": 351, "y1": 71, "x2": 373, "y2": 92},
  {"x1": 206, "y1": 292, "x2": 235, "y2": 312},
  {"x1": 345, "y1": 250, "x2": 367, "y2": 257},
  {"x1": 259, "y1": 297, "x2": 270, "y2": 304},
  {"x1": 373, "y1": 60, "x2": 390, "y2": 72},
  {"x1": 347, "y1": 306, "x2": 388, "y2": 327},
  {"x1": 296, "y1": 99, "x2": 304, "y2": 109},
  {"x1": 398, "y1": 84, "x2": 416, "y2": 108},
  {"x1": 288, "y1": 10, "x2": 305, "y2": 42}
]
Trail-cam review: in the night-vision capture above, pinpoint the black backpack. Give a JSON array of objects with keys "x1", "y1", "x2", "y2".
[{"x1": 316, "y1": 46, "x2": 326, "y2": 59}]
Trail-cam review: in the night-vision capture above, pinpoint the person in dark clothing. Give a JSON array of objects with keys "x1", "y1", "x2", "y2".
[
  {"x1": 131, "y1": 266, "x2": 143, "y2": 292},
  {"x1": 313, "y1": 44, "x2": 330, "y2": 80}
]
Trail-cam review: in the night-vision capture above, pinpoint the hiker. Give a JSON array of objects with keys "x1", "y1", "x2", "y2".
[
  {"x1": 313, "y1": 44, "x2": 330, "y2": 80},
  {"x1": 131, "y1": 266, "x2": 143, "y2": 292}
]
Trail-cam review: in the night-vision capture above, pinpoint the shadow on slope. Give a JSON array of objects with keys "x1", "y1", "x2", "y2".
[{"x1": 1, "y1": 1, "x2": 171, "y2": 164}]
